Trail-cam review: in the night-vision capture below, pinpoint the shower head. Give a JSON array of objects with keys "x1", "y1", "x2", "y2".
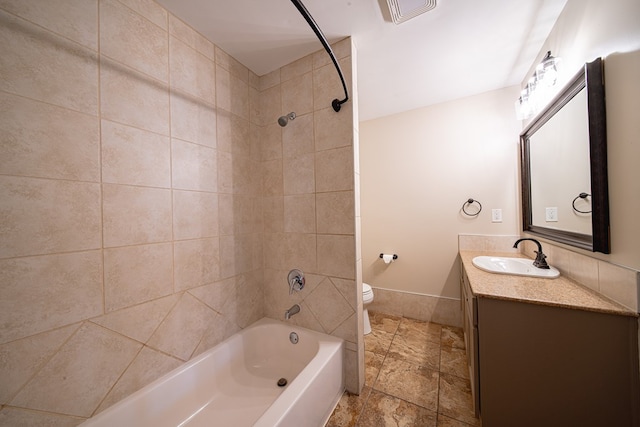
[{"x1": 278, "y1": 112, "x2": 296, "y2": 127}]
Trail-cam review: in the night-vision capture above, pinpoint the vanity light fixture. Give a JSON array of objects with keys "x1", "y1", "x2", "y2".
[
  {"x1": 387, "y1": 0, "x2": 437, "y2": 25},
  {"x1": 515, "y1": 51, "x2": 561, "y2": 120}
]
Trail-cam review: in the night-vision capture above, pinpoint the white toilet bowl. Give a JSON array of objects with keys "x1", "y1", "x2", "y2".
[{"x1": 363, "y1": 283, "x2": 375, "y2": 335}]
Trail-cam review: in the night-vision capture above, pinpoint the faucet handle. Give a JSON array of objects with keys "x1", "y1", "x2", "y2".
[{"x1": 288, "y1": 269, "x2": 305, "y2": 295}]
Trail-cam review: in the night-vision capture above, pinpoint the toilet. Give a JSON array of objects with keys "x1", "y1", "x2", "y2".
[{"x1": 363, "y1": 283, "x2": 375, "y2": 335}]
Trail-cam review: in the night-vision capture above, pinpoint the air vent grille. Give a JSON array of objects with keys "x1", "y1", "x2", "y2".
[{"x1": 387, "y1": 0, "x2": 437, "y2": 24}]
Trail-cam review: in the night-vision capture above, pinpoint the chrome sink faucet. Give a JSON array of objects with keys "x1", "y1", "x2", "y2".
[
  {"x1": 513, "y1": 238, "x2": 550, "y2": 269},
  {"x1": 285, "y1": 304, "x2": 300, "y2": 320}
]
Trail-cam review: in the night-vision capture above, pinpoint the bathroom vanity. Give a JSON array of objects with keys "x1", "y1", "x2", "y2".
[{"x1": 460, "y1": 251, "x2": 640, "y2": 427}]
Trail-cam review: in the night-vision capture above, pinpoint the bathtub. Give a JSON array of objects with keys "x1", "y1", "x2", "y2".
[{"x1": 81, "y1": 317, "x2": 344, "y2": 427}]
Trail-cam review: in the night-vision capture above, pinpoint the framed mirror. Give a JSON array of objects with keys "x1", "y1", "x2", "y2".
[{"x1": 520, "y1": 57, "x2": 610, "y2": 253}]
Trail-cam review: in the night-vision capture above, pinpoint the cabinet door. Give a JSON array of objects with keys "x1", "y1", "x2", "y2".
[
  {"x1": 477, "y1": 297, "x2": 640, "y2": 427},
  {"x1": 461, "y1": 267, "x2": 480, "y2": 416}
]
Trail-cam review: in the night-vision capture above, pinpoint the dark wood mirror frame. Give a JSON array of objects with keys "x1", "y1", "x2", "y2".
[{"x1": 520, "y1": 57, "x2": 610, "y2": 253}]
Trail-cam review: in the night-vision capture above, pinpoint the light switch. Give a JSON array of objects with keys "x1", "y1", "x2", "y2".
[
  {"x1": 546, "y1": 207, "x2": 558, "y2": 222},
  {"x1": 492, "y1": 209, "x2": 502, "y2": 223}
]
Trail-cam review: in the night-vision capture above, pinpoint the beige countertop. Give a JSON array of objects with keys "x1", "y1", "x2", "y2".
[{"x1": 460, "y1": 251, "x2": 637, "y2": 317}]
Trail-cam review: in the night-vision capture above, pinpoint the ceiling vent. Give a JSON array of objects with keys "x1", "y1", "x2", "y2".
[{"x1": 387, "y1": 0, "x2": 437, "y2": 24}]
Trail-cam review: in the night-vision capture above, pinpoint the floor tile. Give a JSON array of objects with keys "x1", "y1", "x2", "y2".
[
  {"x1": 327, "y1": 312, "x2": 482, "y2": 427},
  {"x1": 325, "y1": 386, "x2": 371, "y2": 427},
  {"x1": 357, "y1": 389, "x2": 437, "y2": 427},
  {"x1": 438, "y1": 372, "x2": 480, "y2": 426},
  {"x1": 374, "y1": 357, "x2": 439, "y2": 411},
  {"x1": 386, "y1": 331, "x2": 441, "y2": 370},
  {"x1": 440, "y1": 346, "x2": 469, "y2": 379},
  {"x1": 364, "y1": 350, "x2": 385, "y2": 387},
  {"x1": 397, "y1": 317, "x2": 442, "y2": 343},
  {"x1": 441, "y1": 326, "x2": 465, "y2": 349}
]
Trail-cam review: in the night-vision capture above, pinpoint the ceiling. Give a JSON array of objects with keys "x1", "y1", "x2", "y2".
[{"x1": 156, "y1": 0, "x2": 568, "y2": 121}]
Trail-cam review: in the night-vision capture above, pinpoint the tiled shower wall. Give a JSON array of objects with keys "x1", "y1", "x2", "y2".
[
  {"x1": 255, "y1": 38, "x2": 362, "y2": 394},
  {"x1": 0, "y1": 0, "x2": 262, "y2": 424}
]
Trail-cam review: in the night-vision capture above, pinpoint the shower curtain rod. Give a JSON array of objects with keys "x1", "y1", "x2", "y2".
[{"x1": 290, "y1": 0, "x2": 350, "y2": 112}]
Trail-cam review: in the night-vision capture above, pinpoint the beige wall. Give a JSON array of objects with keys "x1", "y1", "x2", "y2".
[
  {"x1": 0, "y1": 1, "x2": 360, "y2": 424},
  {"x1": 523, "y1": 0, "x2": 640, "y2": 270},
  {"x1": 360, "y1": 87, "x2": 521, "y2": 301}
]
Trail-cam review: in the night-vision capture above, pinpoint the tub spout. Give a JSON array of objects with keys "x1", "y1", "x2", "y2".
[{"x1": 285, "y1": 304, "x2": 300, "y2": 320}]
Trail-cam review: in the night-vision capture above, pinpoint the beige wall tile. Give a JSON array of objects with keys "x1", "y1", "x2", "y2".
[
  {"x1": 598, "y1": 261, "x2": 639, "y2": 312},
  {"x1": 330, "y1": 277, "x2": 357, "y2": 310},
  {"x1": 0, "y1": 176, "x2": 101, "y2": 258},
  {"x1": 284, "y1": 194, "x2": 316, "y2": 233},
  {"x1": 173, "y1": 190, "x2": 218, "y2": 240},
  {"x1": 100, "y1": 0, "x2": 168, "y2": 82},
  {"x1": 216, "y1": 109, "x2": 250, "y2": 155},
  {"x1": 96, "y1": 346, "x2": 182, "y2": 413},
  {"x1": 229, "y1": 270, "x2": 264, "y2": 328},
  {"x1": 219, "y1": 234, "x2": 261, "y2": 278},
  {"x1": 282, "y1": 72, "x2": 313, "y2": 116},
  {"x1": 171, "y1": 139, "x2": 218, "y2": 192},
  {"x1": 170, "y1": 91, "x2": 217, "y2": 148},
  {"x1": 263, "y1": 196, "x2": 284, "y2": 233},
  {"x1": 256, "y1": 122, "x2": 282, "y2": 161},
  {"x1": 368, "y1": 287, "x2": 404, "y2": 316},
  {"x1": 283, "y1": 112, "x2": 314, "y2": 158},
  {"x1": 0, "y1": 251, "x2": 102, "y2": 345},
  {"x1": 259, "y1": 68, "x2": 281, "y2": 91},
  {"x1": 0, "y1": 92, "x2": 100, "y2": 181},
  {"x1": 147, "y1": 293, "x2": 218, "y2": 360},
  {"x1": 254, "y1": 84, "x2": 281, "y2": 127},
  {"x1": 318, "y1": 235, "x2": 355, "y2": 279},
  {"x1": 91, "y1": 294, "x2": 180, "y2": 343},
  {"x1": 283, "y1": 233, "x2": 317, "y2": 273},
  {"x1": 306, "y1": 277, "x2": 354, "y2": 333},
  {"x1": 188, "y1": 276, "x2": 237, "y2": 314},
  {"x1": 332, "y1": 312, "x2": 357, "y2": 344},
  {"x1": 219, "y1": 194, "x2": 261, "y2": 235},
  {"x1": 316, "y1": 191, "x2": 355, "y2": 235},
  {"x1": 0, "y1": 0, "x2": 98, "y2": 50},
  {"x1": 101, "y1": 120, "x2": 171, "y2": 188},
  {"x1": 216, "y1": 65, "x2": 249, "y2": 119},
  {"x1": 315, "y1": 105, "x2": 353, "y2": 151},
  {"x1": 281, "y1": 54, "x2": 312, "y2": 82},
  {"x1": 0, "y1": 324, "x2": 79, "y2": 404},
  {"x1": 313, "y1": 37, "x2": 351, "y2": 68},
  {"x1": 193, "y1": 313, "x2": 240, "y2": 356},
  {"x1": 313, "y1": 57, "x2": 351, "y2": 112},
  {"x1": 216, "y1": 47, "x2": 249, "y2": 83},
  {"x1": 117, "y1": 0, "x2": 167, "y2": 29},
  {"x1": 315, "y1": 146, "x2": 354, "y2": 193},
  {"x1": 169, "y1": 36, "x2": 215, "y2": 105},
  {"x1": 174, "y1": 238, "x2": 220, "y2": 291},
  {"x1": 283, "y1": 153, "x2": 315, "y2": 195},
  {"x1": 11, "y1": 323, "x2": 141, "y2": 417},
  {"x1": 0, "y1": 407, "x2": 85, "y2": 426},
  {"x1": 104, "y1": 243, "x2": 173, "y2": 312},
  {"x1": 102, "y1": 184, "x2": 172, "y2": 247},
  {"x1": 100, "y1": 57, "x2": 169, "y2": 135},
  {"x1": 262, "y1": 159, "x2": 283, "y2": 196},
  {"x1": 0, "y1": 10, "x2": 98, "y2": 114}
]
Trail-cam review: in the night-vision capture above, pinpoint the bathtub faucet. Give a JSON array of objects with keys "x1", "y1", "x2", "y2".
[{"x1": 285, "y1": 304, "x2": 300, "y2": 320}]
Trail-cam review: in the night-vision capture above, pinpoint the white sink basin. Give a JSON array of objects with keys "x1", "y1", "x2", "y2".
[{"x1": 472, "y1": 256, "x2": 560, "y2": 279}]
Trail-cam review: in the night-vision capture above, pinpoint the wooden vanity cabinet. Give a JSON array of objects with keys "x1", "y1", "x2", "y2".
[{"x1": 461, "y1": 265, "x2": 640, "y2": 427}]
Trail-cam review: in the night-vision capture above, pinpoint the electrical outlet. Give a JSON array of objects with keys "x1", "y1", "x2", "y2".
[
  {"x1": 545, "y1": 207, "x2": 558, "y2": 222},
  {"x1": 491, "y1": 209, "x2": 502, "y2": 223}
]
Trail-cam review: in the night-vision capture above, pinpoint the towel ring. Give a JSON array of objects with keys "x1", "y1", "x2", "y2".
[
  {"x1": 462, "y1": 198, "x2": 482, "y2": 217},
  {"x1": 572, "y1": 192, "x2": 592, "y2": 214}
]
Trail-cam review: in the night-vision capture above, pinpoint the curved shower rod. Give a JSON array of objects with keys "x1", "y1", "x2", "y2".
[{"x1": 290, "y1": 0, "x2": 350, "y2": 112}]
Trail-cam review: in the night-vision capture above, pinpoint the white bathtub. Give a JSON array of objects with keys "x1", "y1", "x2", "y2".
[{"x1": 81, "y1": 317, "x2": 344, "y2": 427}]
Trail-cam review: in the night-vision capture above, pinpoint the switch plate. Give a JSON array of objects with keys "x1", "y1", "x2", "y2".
[
  {"x1": 546, "y1": 207, "x2": 558, "y2": 222},
  {"x1": 491, "y1": 209, "x2": 502, "y2": 223}
]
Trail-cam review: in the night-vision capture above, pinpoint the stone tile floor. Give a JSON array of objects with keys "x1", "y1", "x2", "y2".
[{"x1": 327, "y1": 311, "x2": 481, "y2": 426}]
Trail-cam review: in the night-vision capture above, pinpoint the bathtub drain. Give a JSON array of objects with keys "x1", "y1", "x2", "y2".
[{"x1": 277, "y1": 378, "x2": 288, "y2": 387}]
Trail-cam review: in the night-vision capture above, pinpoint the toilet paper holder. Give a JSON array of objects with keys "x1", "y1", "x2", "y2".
[{"x1": 379, "y1": 253, "x2": 398, "y2": 260}]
